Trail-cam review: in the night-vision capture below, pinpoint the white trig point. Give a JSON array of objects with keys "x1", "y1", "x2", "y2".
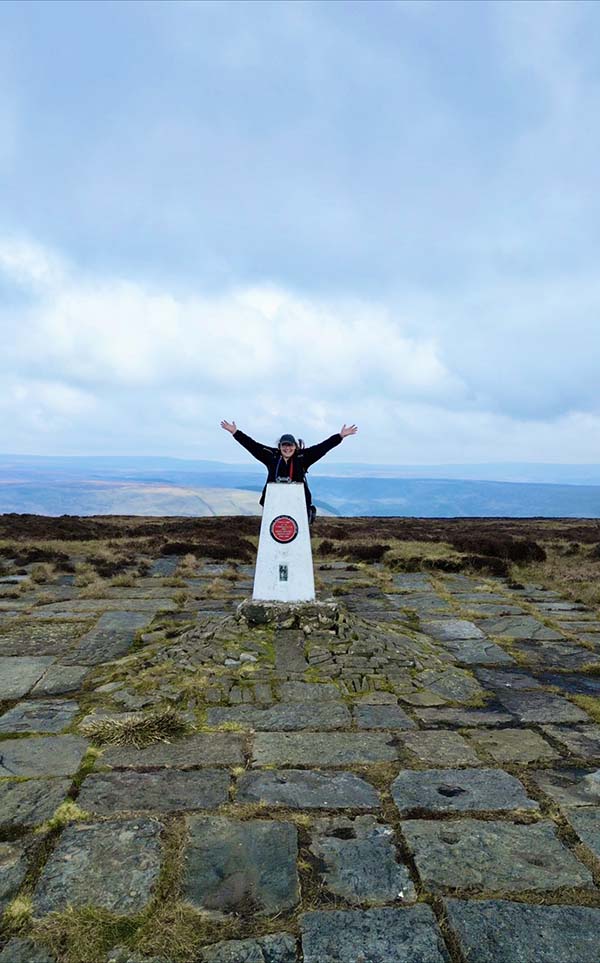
[{"x1": 252, "y1": 482, "x2": 315, "y2": 602}]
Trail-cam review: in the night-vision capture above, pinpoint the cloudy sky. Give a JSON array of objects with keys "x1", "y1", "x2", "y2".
[{"x1": 1, "y1": 0, "x2": 599, "y2": 465}]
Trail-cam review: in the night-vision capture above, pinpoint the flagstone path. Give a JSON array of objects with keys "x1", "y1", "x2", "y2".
[{"x1": 1, "y1": 558, "x2": 600, "y2": 962}]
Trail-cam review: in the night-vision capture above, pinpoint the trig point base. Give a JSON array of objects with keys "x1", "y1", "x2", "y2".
[{"x1": 252, "y1": 482, "x2": 315, "y2": 602}]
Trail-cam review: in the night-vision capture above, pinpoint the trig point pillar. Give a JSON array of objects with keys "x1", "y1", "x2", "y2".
[{"x1": 252, "y1": 482, "x2": 315, "y2": 602}]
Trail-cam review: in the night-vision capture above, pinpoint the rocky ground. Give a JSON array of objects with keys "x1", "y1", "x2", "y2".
[{"x1": 0, "y1": 518, "x2": 600, "y2": 962}]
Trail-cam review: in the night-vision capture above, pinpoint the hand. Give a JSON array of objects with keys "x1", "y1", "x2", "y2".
[
  {"x1": 340, "y1": 424, "x2": 358, "y2": 438},
  {"x1": 221, "y1": 420, "x2": 237, "y2": 434}
]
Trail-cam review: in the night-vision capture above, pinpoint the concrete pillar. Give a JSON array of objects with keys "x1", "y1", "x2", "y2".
[{"x1": 252, "y1": 482, "x2": 315, "y2": 602}]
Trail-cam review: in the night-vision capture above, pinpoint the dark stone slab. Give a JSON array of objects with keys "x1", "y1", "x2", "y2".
[
  {"x1": 150, "y1": 556, "x2": 180, "y2": 577},
  {"x1": 0, "y1": 620, "x2": 89, "y2": 657},
  {"x1": 565, "y1": 808, "x2": 600, "y2": 858},
  {"x1": 0, "y1": 699, "x2": 79, "y2": 734},
  {"x1": 278, "y1": 681, "x2": 341, "y2": 702},
  {"x1": 32, "y1": 819, "x2": 162, "y2": 915},
  {"x1": 101, "y1": 732, "x2": 245, "y2": 769},
  {"x1": 0, "y1": 657, "x2": 55, "y2": 700},
  {"x1": 402, "y1": 818, "x2": 593, "y2": 893},
  {"x1": 30, "y1": 664, "x2": 89, "y2": 696},
  {"x1": 420, "y1": 619, "x2": 486, "y2": 641},
  {"x1": 391, "y1": 768, "x2": 538, "y2": 815},
  {"x1": 542, "y1": 724, "x2": 600, "y2": 758},
  {"x1": 77, "y1": 770, "x2": 229, "y2": 813},
  {"x1": 413, "y1": 706, "x2": 513, "y2": 727},
  {"x1": 61, "y1": 612, "x2": 152, "y2": 665},
  {"x1": 510, "y1": 639, "x2": 596, "y2": 670},
  {"x1": 445, "y1": 898, "x2": 600, "y2": 963},
  {"x1": 0, "y1": 779, "x2": 71, "y2": 830},
  {"x1": 535, "y1": 672, "x2": 600, "y2": 697},
  {"x1": 275, "y1": 631, "x2": 308, "y2": 674},
  {"x1": 300, "y1": 906, "x2": 449, "y2": 963},
  {"x1": 495, "y1": 689, "x2": 590, "y2": 723},
  {"x1": 183, "y1": 816, "x2": 299, "y2": 914},
  {"x1": 529, "y1": 767, "x2": 600, "y2": 807},
  {"x1": 400, "y1": 730, "x2": 481, "y2": 767},
  {"x1": 207, "y1": 703, "x2": 351, "y2": 730},
  {"x1": 252, "y1": 732, "x2": 398, "y2": 767},
  {"x1": 0, "y1": 841, "x2": 28, "y2": 914},
  {"x1": 415, "y1": 667, "x2": 485, "y2": 703},
  {"x1": 310, "y1": 816, "x2": 416, "y2": 904},
  {"x1": 475, "y1": 668, "x2": 542, "y2": 691},
  {"x1": 353, "y1": 704, "x2": 416, "y2": 730},
  {"x1": 437, "y1": 638, "x2": 514, "y2": 665},
  {"x1": 200, "y1": 934, "x2": 297, "y2": 963},
  {"x1": 476, "y1": 616, "x2": 564, "y2": 640},
  {"x1": 0, "y1": 735, "x2": 89, "y2": 777},
  {"x1": 0, "y1": 938, "x2": 56, "y2": 963},
  {"x1": 237, "y1": 770, "x2": 380, "y2": 810},
  {"x1": 465, "y1": 728, "x2": 559, "y2": 764}
]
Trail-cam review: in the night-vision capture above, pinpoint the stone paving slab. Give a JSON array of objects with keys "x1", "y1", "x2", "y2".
[
  {"x1": 61, "y1": 611, "x2": 154, "y2": 666},
  {"x1": 0, "y1": 779, "x2": 71, "y2": 830},
  {"x1": 529, "y1": 767, "x2": 600, "y2": 807},
  {"x1": 537, "y1": 671, "x2": 600, "y2": 696},
  {"x1": 32, "y1": 819, "x2": 162, "y2": 916},
  {"x1": 0, "y1": 938, "x2": 56, "y2": 962},
  {"x1": 510, "y1": 639, "x2": 597, "y2": 669},
  {"x1": 434, "y1": 638, "x2": 514, "y2": 665},
  {"x1": 31, "y1": 599, "x2": 176, "y2": 615},
  {"x1": 300, "y1": 906, "x2": 449, "y2": 963},
  {"x1": 391, "y1": 768, "x2": 538, "y2": 815},
  {"x1": 278, "y1": 681, "x2": 341, "y2": 702},
  {"x1": 413, "y1": 706, "x2": 514, "y2": 727},
  {"x1": 199, "y1": 933, "x2": 297, "y2": 963},
  {"x1": 444, "y1": 898, "x2": 600, "y2": 963},
  {"x1": 0, "y1": 699, "x2": 79, "y2": 734},
  {"x1": 475, "y1": 616, "x2": 565, "y2": 640},
  {"x1": 0, "y1": 620, "x2": 89, "y2": 657},
  {"x1": 30, "y1": 664, "x2": 89, "y2": 696},
  {"x1": 100, "y1": 732, "x2": 245, "y2": 769},
  {"x1": 475, "y1": 668, "x2": 543, "y2": 691},
  {"x1": 206, "y1": 703, "x2": 351, "y2": 731},
  {"x1": 464, "y1": 727, "x2": 560, "y2": 764},
  {"x1": 310, "y1": 815, "x2": 415, "y2": 905},
  {"x1": 399, "y1": 729, "x2": 481, "y2": 766},
  {"x1": 401, "y1": 818, "x2": 593, "y2": 893},
  {"x1": 77, "y1": 769, "x2": 230, "y2": 813},
  {"x1": 183, "y1": 816, "x2": 299, "y2": 915},
  {"x1": 0, "y1": 840, "x2": 28, "y2": 915},
  {"x1": 494, "y1": 689, "x2": 590, "y2": 723},
  {"x1": 541, "y1": 724, "x2": 600, "y2": 758},
  {"x1": 420, "y1": 619, "x2": 486, "y2": 641},
  {"x1": 0, "y1": 735, "x2": 89, "y2": 777},
  {"x1": 0, "y1": 656, "x2": 55, "y2": 699},
  {"x1": 251, "y1": 732, "x2": 398, "y2": 767},
  {"x1": 565, "y1": 808, "x2": 600, "y2": 858},
  {"x1": 353, "y1": 704, "x2": 416, "y2": 729},
  {"x1": 236, "y1": 770, "x2": 380, "y2": 809},
  {"x1": 415, "y1": 667, "x2": 485, "y2": 703}
]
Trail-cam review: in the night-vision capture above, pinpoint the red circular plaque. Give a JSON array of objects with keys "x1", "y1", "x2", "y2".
[{"x1": 270, "y1": 515, "x2": 298, "y2": 544}]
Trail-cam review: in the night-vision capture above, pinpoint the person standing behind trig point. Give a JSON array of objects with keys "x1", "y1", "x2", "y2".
[{"x1": 220, "y1": 421, "x2": 358, "y2": 523}]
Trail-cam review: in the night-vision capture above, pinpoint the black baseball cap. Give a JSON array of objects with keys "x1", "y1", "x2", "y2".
[{"x1": 278, "y1": 434, "x2": 297, "y2": 446}]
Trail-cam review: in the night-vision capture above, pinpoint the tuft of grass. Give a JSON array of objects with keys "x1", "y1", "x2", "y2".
[
  {"x1": 2, "y1": 895, "x2": 33, "y2": 934},
  {"x1": 109, "y1": 573, "x2": 136, "y2": 587},
  {"x1": 30, "y1": 562, "x2": 55, "y2": 583},
  {"x1": 31, "y1": 906, "x2": 139, "y2": 963},
  {"x1": 570, "y1": 695, "x2": 600, "y2": 723},
  {"x1": 79, "y1": 706, "x2": 190, "y2": 749},
  {"x1": 36, "y1": 800, "x2": 89, "y2": 834},
  {"x1": 134, "y1": 900, "x2": 227, "y2": 962}
]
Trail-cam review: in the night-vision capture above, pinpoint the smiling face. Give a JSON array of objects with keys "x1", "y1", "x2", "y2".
[{"x1": 279, "y1": 442, "x2": 296, "y2": 460}]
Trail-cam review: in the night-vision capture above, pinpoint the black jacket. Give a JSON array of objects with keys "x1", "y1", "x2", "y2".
[{"x1": 233, "y1": 429, "x2": 342, "y2": 508}]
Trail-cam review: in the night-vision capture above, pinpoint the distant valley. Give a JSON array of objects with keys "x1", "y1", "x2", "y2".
[{"x1": 2, "y1": 454, "x2": 600, "y2": 517}]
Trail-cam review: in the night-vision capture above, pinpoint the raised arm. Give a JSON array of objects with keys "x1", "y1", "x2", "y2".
[
  {"x1": 220, "y1": 420, "x2": 275, "y2": 467},
  {"x1": 302, "y1": 424, "x2": 358, "y2": 469}
]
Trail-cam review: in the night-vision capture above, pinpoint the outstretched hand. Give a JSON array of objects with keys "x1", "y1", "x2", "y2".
[
  {"x1": 340, "y1": 424, "x2": 358, "y2": 438},
  {"x1": 220, "y1": 420, "x2": 237, "y2": 434}
]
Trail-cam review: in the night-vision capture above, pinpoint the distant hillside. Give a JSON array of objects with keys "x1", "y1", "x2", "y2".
[{"x1": 1, "y1": 454, "x2": 600, "y2": 517}]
